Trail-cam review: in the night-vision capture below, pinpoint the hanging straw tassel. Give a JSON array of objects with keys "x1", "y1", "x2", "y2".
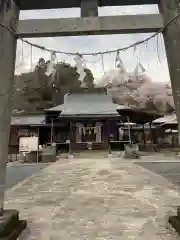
[
  {"x1": 115, "y1": 51, "x2": 126, "y2": 73},
  {"x1": 45, "y1": 51, "x2": 56, "y2": 76},
  {"x1": 74, "y1": 54, "x2": 87, "y2": 84}
]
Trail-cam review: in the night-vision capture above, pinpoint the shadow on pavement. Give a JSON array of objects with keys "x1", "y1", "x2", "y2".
[
  {"x1": 6, "y1": 163, "x2": 49, "y2": 189},
  {"x1": 136, "y1": 162, "x2": 180, "y2": 185}
]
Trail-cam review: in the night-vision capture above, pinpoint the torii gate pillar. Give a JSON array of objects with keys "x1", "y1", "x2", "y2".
[
  {"x1": 159, "y1": 0, "x2": 180, "y2": 144},
  {"x1": 0, "y1": 1, "x2": 19, "y2": 215},
  {"x1": 159, "y1": 1, "x2": 180, "y2": 233},
  {"x1": 0, "y1": 0, "x2": 27, "y2": 238}
]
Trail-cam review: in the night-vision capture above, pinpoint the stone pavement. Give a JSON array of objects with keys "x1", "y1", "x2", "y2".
[{"x1": 4, "y1": 156, "x2": 180, "y2": 239}]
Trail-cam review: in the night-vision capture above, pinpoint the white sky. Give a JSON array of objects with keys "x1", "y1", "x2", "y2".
[{"x1": 15, "y1": 4, "x2": 170, "y2": 83}]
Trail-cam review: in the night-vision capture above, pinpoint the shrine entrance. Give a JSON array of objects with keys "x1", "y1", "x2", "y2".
[{"x1": 76, "y1": 122, "x2": 102, "y2": 143}]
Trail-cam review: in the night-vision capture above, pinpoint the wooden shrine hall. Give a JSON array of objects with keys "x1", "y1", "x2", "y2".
[
  {"x1": 9, "y1": 87, "x2": 161, "y2": 154},
  {"x1": 45, "y1": 87, "x2": 121, "y2": 153}
]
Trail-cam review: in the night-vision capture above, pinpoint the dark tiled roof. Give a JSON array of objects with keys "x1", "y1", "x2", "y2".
[
  {"x1": 60, "y1": 92, "x2": 119, "y2": 116},
  {"x1": 11, "y1": 115, "x2": 45, "y2": 126}
]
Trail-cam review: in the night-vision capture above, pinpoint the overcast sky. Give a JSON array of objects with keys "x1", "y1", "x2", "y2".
[{"x1": 15, "y1": 4, "x2": 170, "y2": 83}]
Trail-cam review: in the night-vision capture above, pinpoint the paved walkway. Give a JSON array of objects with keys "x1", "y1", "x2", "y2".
[{"x1": 4, "y1": 157, "x2": 180, "y2": 239}]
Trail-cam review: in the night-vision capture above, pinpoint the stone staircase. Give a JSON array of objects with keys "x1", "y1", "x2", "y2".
[
  {"x1": 73, "y1": 150, "x2": 109, "y2": 159},
  {"x1": 70, "y1": 142, "x2": 109, "y2": 158},
  {"x1": 72, "y1": 142, "x2": 107, "y2": 151}
]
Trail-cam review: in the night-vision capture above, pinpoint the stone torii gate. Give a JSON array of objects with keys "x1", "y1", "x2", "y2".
[{"x1": 0, "y1": 0, "x2": 180, "y2": 236}]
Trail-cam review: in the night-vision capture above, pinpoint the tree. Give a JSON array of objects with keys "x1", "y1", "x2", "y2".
[
  {"x1": 13, "y1": 58, "x2": 94, "y2": 113},
  {"x1": 98, "y1": 69, "x2": 174, "y2": 114},
  {"x1": 84, "y1": 68, "x2": 94, "y2": 88}
]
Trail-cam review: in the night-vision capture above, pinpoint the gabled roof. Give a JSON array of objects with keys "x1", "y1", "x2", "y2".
[
  {"x1": 11, "y1": 115, "x2": 45, "y2": 126},
  {"x1": 163, "y1": 119, "x2": 177, "y2": 125},
  {"x1": 59, "y1": 92, "x2": 119, "y2": 116},
  {"x1": 153, "y1": 114, "x2": 176, "y2": 124},
  {"x1": 45, "y1": 104, "x2": 64, "y2": 112}
]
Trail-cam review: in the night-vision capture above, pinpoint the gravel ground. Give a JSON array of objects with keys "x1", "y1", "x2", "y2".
[{"x1": 5, "y1": 157, "x2": 180, "y2": 239}]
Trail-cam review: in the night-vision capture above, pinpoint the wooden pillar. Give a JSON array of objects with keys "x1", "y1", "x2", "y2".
[
  {"x1": 69, "y1": 120, "x2": 73, "y2": 155},
  {"x1": 81, "y1": 0, "x2": 98, "y2": 17},
  {"x1": 107, "y1": 120, "x2": 111, "y2": 154},
  {"x1": 158, "y1": 0, "x2": 180, "y2": 145},
  {"x1": 0, "y1": 1, "x2": 19, "y2": 216},
  {"x1": 143, "y1": 124, "x2": 146, "y2": 144},
  {"x1": 127, "y1": 117, "x2": 131, "y2": 143},
  {"x1": 37, "y1": 127, "x2": 40, "y2": 164},
  {"x1": 149, "y1": 121, "x2": 153, "y2": 143},
  {"x1": 50, "y1": 119, "x2": 54, "y2": 144}
]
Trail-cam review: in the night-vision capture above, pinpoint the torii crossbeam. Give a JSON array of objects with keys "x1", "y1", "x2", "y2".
[
  {"x1": 12, "y1": 0, "x2": 160, "y2": 10},
  {"x1": 0, "y1": 0, "x2": 180, "y2": 237}
]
